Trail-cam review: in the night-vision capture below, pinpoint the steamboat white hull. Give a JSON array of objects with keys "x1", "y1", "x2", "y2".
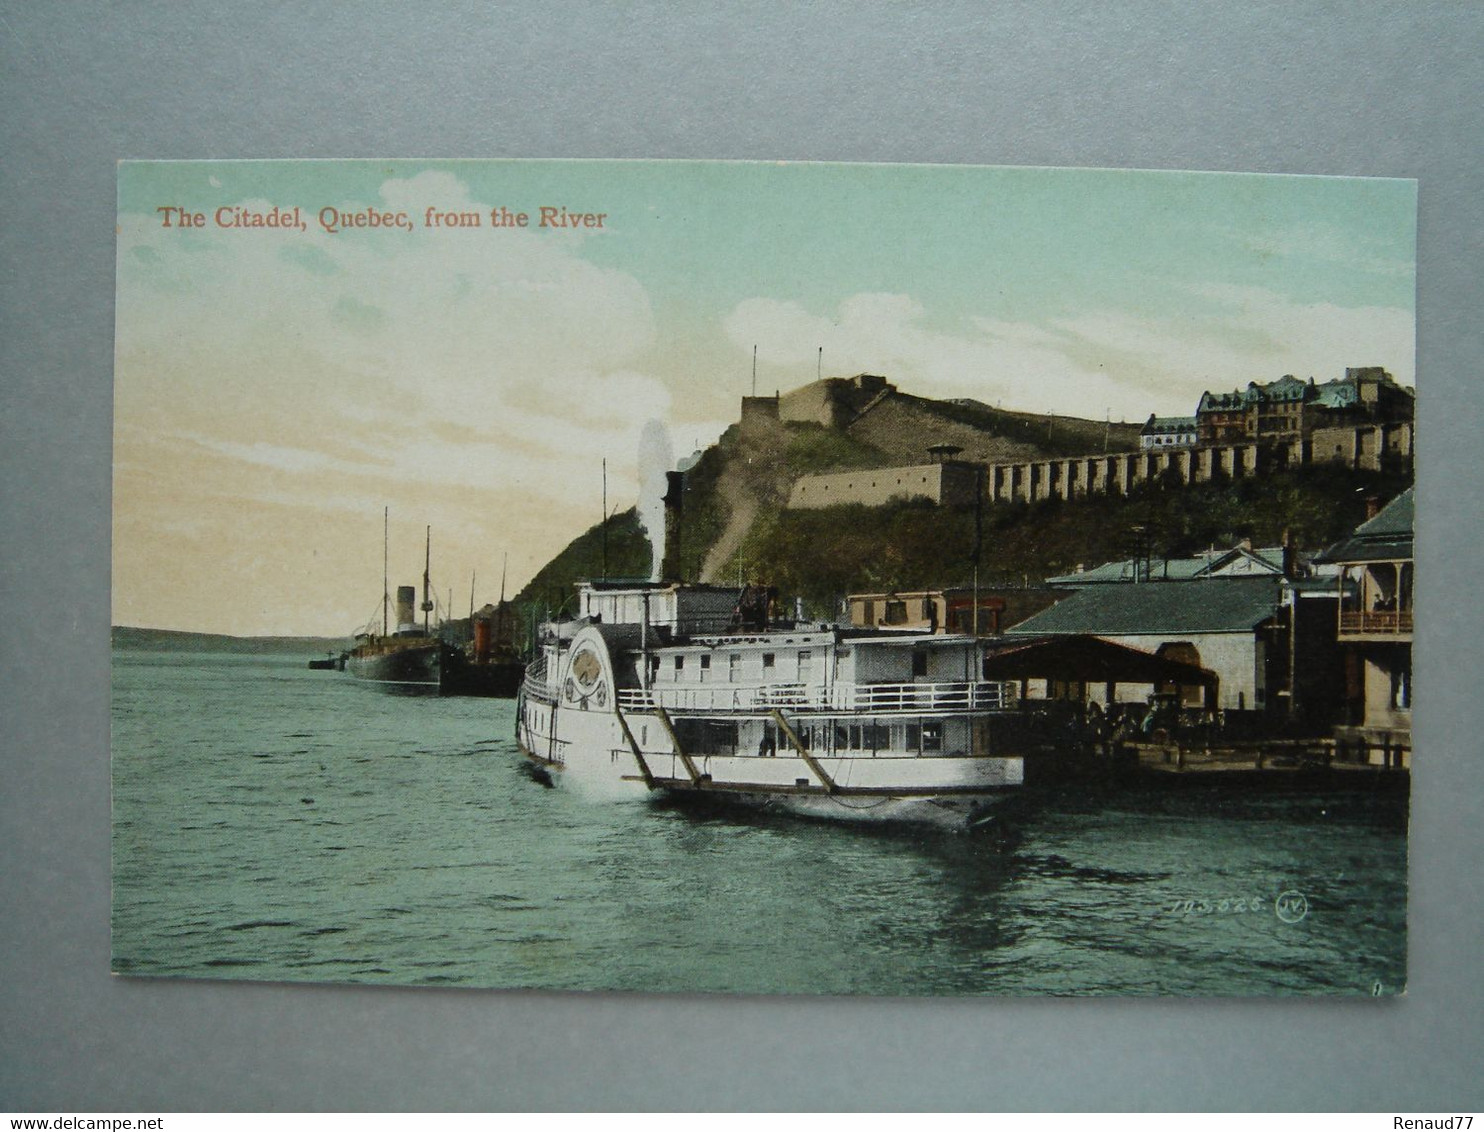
[
  {"x1": 516, "y1": 700, "x2": 1022, "y2": 830},
  {"x1": 515, "y1": 587, "x2": 1026, "y2": 830}
]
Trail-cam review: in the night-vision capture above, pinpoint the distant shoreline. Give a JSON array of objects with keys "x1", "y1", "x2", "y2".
[{"x1": 111, "y1": 626, "x2": 352, "y2": 654}]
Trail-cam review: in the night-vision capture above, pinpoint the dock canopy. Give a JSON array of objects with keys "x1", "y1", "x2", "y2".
[{"x1": 981, "y1": 635, "x2": 1218, "y2": 696}]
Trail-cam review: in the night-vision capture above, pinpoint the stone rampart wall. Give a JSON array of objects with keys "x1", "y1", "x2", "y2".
[{"x1": 985, "y1": 421, "x2": 1412, "y2": 504}]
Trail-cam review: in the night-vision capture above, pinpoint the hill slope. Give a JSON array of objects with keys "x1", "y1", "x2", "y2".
[
  {"x1": 514, "y1": 377, "x2": 1407, "y2": 624},
  {"x1": 111, "y1": 627, "x2": 350, "y2": 653},
  {"x1": 727, "y1": 464, "x2": 1411, "y2": 615},
  {"x1": 512, "y1": 506, "x2": 651, "y2": 614},
  {"x1": 847, "y1": 390, "x2": 1141, "y2": 466}
]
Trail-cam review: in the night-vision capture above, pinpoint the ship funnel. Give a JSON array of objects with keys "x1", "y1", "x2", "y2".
[
  {"x1": 395, "y1": 585, "x2": 416, "y2": 630},
  {"x1": 660, "y1": 470, "x2": 684, "y2": 583}
]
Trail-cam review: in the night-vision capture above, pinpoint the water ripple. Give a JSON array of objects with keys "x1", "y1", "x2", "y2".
[{"x1": 111, "y1": 648, "x2": 1409, "y2": 996}]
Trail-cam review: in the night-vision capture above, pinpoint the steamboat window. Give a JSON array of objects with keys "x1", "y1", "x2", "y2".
[
  {"x1": 921, "y1": 721, "x2": 943, "y2": 752},
  {"x1": 905, "y1": 723, "x2": 920, "y2": 752},
  {"x1": 884, "y1": 600, "x2": 908, "y2": 625},
  {"x1": 673, "y1": 656, "x2": 684, "y2": 674},
  {"x1": 728, "y1": 653, "x2": 740, "y2": 681},
  {"x1": 703, "y1": 720, "x2": 737, "y2": 755},
  {"x1": 797, "y1": 649, "x2": 814, "y2": 683},
  {"x1": 912, "y1": 649, "x2": 928, "y2": 678},
  {"x1": 699, "y1": 654, "x2": 710, "y2": 681}
]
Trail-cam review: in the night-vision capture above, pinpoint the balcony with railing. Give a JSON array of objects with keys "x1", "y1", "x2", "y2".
[
  {"x1": 1337, "y1": 560, "x2": 1413, "y2": 639},
  {"x1": 1339, "y1": 608, "x2": 1413, "y2": 637},
  {"x1": 616, "y1": 679, "x2": 1013, "y2": 716}
]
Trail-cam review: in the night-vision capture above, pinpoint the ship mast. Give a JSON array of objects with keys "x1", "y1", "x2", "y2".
[
  {"x1": 382, "y1": 506, "x2": 389, "y2": 638},
  {"x1": 421, "y1": 525, "x2": 433, "y2": 635}
]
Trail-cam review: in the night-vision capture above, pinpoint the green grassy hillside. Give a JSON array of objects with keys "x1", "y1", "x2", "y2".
[
  {"x1": 514, "y1": 381, "x2": 1409, "y2": 629},
  {"x1": 884, "y1": 394, "x2": 1143, "y2": 460},
  {"x1": 512, "y1": 506, "x2": 652, "y2": 617},
  {"x1": 727, "y1": 464, "x2": 1411, "y2": 616}
]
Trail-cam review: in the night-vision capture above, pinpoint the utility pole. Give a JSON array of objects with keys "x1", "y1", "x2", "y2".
[
  {"x1": 1126, "y1": 524, "x2": 1152, "y2": 584},
  {"x1": 972, "y1": 466, "x2": 985, "y2": 638}
]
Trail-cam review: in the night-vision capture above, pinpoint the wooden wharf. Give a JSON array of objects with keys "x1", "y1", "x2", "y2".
[{"x1": 1126, "y1": 736, "x2": 1410, "y2": 775}]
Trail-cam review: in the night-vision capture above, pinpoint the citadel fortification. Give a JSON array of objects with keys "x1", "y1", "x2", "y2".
[{"x1": 760, "y1": 368, "x2": 1413, "y2": 510}]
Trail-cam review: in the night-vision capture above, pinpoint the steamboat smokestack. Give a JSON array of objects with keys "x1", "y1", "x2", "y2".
[
  {"x1": 395, "y1": 585, "x2": 416, "y2": 630},
  {"x1": 661, "y1": 470, "x2": 684, "y2": 583}
]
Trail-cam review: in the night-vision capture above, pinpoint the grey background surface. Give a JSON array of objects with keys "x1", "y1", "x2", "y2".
[{"x1": 2, "y1": 1, "x2": 1480, "y2": 1112}]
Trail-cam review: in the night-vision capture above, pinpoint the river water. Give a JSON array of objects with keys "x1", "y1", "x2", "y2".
[{"x1": 111, "y1": 647, "x2": 1408, "y2": 996}]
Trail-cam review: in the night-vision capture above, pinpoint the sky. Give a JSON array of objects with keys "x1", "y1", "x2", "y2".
[{"x1": 112, "y1": 160, "x2": 1416, "y2": 636}]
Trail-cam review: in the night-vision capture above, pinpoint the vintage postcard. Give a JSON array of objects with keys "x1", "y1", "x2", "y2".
[{"x1": 112, "y1": 160, "x2": 1414, "y2": 995}]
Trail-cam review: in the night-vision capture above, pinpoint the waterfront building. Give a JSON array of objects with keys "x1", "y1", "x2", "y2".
[
  {"x1": 1046, "y1": 543, "x2": 1292, "y2": 587},
  {"x1": 1006, "y1": 577, "x2": 1287, "y2": 713},
  {"x1": 1314, "y1": 489, "x2": 1413, "y2": 765},
  {"x1": 1194, "y1": 366, "x2": 1412, "y2": 446},
  {"x1": 844, "y1": 587, "x2": 1068, "y2": 637},
  {"x1": 1005, "y1": 566, "x2": 1343, "y2": 725},
  {"x1": 1139, "y1": 415, "x2": 1199, "y2": 449}
]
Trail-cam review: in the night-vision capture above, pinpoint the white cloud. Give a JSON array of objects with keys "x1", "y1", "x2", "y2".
[
  {"x1": 726, "y1": 293, "x2": 1156, "y2": 418},
  {"x1": 113, "y1": 171, "x2": 693, "y2": 629},
  {"x1": 1182, "y1": 283, "x2": 1415, "y2": 387},
  {"x1": 724, "y1": 287, "x2": 1414, "y2": 421},
  {"x1": 115, "y1": 172, "x2": 675, "y2": 512}
]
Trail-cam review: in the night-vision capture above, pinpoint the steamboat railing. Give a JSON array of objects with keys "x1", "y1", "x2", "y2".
[
  {"x1": 616, "y1": 680, "x2": 1013, "y2": 715},
  {"x1": 520, "y1": 657, "x2": 557, "y2": 705}
]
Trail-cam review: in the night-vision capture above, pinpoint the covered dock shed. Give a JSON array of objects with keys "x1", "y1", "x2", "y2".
[{"x1": 982, "y1": 634, "x2": 1220, "y2": 710}]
